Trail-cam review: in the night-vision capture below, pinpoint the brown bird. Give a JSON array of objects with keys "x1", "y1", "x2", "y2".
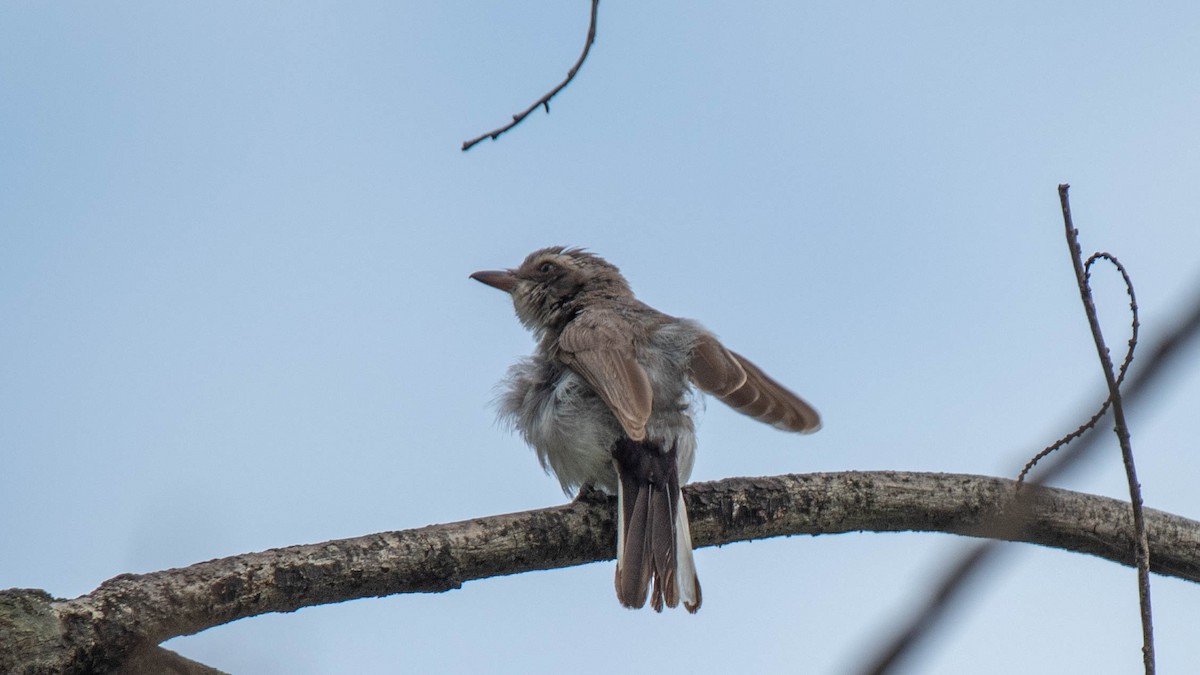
[{"x1": 471, "y1": 247, "x2": 820, "y2": 612}]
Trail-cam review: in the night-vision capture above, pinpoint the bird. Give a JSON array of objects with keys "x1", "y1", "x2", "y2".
[{"x1": 471, "y1": 247, "x2": 820, "y2": 613}]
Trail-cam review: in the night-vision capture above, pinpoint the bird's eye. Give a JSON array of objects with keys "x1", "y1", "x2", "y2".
[{"x1": 539, "y1": 262, "x2": 556, "y2": 274}]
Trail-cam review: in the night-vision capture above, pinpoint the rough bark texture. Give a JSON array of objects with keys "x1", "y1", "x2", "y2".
[{"x1": 3, "y1": 471, "x2": 1198, "y2": 674}]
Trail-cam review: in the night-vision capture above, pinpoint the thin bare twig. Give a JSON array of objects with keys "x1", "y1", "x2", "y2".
[
  {"x1": 861, "y1": 185, "x2": 1191, "y2": 675},
  {"x1": 1017, "y1": 252, "x2": 1138, "y2": 484},
  {"x1": 461, "y1": 0, "x2": 600, "y2": 151},
  {"x1": 1058, "y1": 184, "x2": 1154, "y2": 673}
]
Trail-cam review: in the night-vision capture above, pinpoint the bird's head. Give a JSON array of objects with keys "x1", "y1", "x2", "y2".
[{"x1": 471, "y1": 246, "x2": 632, "y2": 334}]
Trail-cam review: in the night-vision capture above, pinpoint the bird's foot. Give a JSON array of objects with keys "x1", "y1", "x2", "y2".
[{"x1": 573, "y1": 483, "x2": 611, "y2": 506}]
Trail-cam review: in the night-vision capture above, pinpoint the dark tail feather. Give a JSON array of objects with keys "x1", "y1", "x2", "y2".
[
  {"x1": 612, "y1": 438, "x2": 701, "y2": 613},
  {"x1": 649, "y1": 481, "x2": 676, "y2": 611},
  {"x1": 616, "y1": 475, "x2": 652, "y2": 608}
]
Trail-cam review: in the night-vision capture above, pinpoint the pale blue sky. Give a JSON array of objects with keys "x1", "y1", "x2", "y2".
[{"x1": 3, "y1": 3, "x2": 1200, "y2": 673}]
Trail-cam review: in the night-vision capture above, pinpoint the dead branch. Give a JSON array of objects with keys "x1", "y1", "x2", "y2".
[{"x1": 4, "y1": 471, "x2": 1200, "y2": 674}]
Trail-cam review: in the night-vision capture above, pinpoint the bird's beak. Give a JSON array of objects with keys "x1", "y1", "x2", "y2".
[{"x1": 470, "y1": 269, "x2": 517, "y2": 293}]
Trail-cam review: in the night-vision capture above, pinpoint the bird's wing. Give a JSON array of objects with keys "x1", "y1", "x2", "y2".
[
  {"x1": 688, "y1": 332, "x2": 821, "y2": 433},
  {"x1": 559, "y1": 313, "x2": 653, "y2": 441}
]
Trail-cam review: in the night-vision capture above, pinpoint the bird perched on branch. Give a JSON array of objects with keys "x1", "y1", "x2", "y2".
[{"x1": 471, "y1": 247, "x2": 821, "y2": 613}]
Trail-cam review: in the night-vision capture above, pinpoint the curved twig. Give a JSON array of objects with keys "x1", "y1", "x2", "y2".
[
  {"x1": 1016, "y1": 252, "x2": 1139, "y2": 484},
  {"x1": 461, "y1": 0, "x2": 600, "y2": 151}
]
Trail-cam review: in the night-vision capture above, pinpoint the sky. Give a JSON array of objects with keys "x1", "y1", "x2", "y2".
[{"x1": 3, "y1": 2, "x2": 1200, "y2": 673}]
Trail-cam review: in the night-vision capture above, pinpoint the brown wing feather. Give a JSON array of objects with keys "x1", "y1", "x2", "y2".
[
  {"x1": 559, "y1": 313, "x2": 653, "y2": 441},
  {"x1": 689, "y1": 333, "x2": 821, "y2": 433},
  {"x1": 730, "y1": 352, "x2": 821, "y2": 432},
  {"x1": 688, "y1": 333, "x2": 748, "y2": 396}
]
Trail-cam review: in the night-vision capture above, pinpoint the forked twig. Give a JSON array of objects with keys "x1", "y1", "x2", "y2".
[{"x1": 461, "y1": 0, "x2": 600, "y2": 151}]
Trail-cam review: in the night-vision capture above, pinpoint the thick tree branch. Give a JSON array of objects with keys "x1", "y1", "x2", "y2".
[{"x1": 3, "y1": 471, "x2": 1199, "y2": 674}]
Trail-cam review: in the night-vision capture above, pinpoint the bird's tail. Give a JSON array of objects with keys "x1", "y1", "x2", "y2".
[{"x1": 612, "y1": 438, "x2": 702, "y2": 613}]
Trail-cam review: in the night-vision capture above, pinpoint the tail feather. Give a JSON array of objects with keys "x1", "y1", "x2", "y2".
[
  {"x1": 615, "y1": 475, "x2": 652, "y2": 608},
  {"x1": 675, "y1": 497, "x2": 702, "y2": 613},
  {"x1": 612, "y1": 437, "x2": 702, "y2": 613},
  {"x1": 648, "y1": 480, "x2": 676, "y2": 611},
  {"x1": 668, "y1": 453, "x2": 701, "y2": 613}
]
